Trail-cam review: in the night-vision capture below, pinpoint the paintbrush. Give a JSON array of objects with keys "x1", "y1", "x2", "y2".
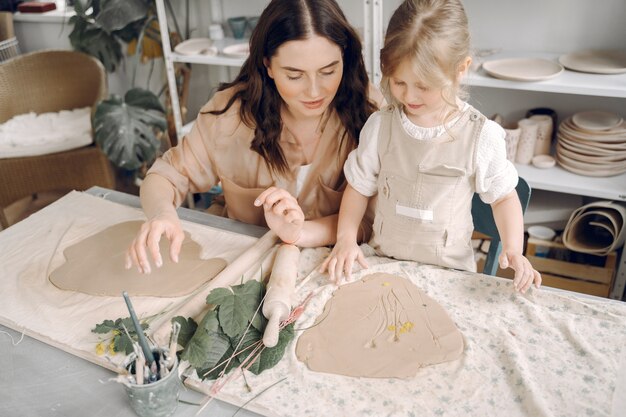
[{"x1": 122, "y1": 291, "x2": 156, "y2": 367}]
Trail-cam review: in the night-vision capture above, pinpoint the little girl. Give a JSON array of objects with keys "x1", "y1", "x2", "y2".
[{"x1": 321, "y1": 0, "x2": 541, "y2": 293}]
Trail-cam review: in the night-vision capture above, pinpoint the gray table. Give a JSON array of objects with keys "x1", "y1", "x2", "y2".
[{"x1": 0, "y1": 187, "x2": 266, "y2": 417}]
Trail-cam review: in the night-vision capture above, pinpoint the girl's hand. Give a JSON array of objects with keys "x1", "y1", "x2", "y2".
[
  {"x1": 255, "y1": 187, "x2": 305, "y2": 244},
  {"x1": 125, "y1": 213, "x2": 184, "y2": 274},
  {"x1": 319, "y1": 238, "x2": 368, "y2": 283},
  {"x1": 499, "y1": 251, "x2": 542, "y2": 293}
]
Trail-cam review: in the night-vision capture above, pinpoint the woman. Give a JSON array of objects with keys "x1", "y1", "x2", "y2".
[{"x1": 126, "y1": 0, "x2": 382, "y2": 273}]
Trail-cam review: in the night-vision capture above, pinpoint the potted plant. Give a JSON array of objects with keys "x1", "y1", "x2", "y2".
[{"x1": 68, "y1": 0, "x2": 171, "y2": 188}]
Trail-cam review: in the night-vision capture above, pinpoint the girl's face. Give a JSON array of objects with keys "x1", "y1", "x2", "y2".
[
  {"x1": 266, "y1": 35, "x2": 344, "y2": 120},
  {"x1": 389, "y1": 59, "x2": 447, "y2": 126}
]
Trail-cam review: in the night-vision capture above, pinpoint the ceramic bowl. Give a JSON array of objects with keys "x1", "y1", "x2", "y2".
[{"x1": 531, "y1": 154, "x2": 556, "y2": 169}]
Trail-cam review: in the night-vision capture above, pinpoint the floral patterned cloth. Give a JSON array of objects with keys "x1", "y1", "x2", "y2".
[{"x1": 216, "y1": 248, "x2": 626, "y2": 417}]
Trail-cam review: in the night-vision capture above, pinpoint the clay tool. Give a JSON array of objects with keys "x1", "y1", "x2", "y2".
[
  {"x1": 167, "y1": 321, "x2": 181, "y2": 367},
  {"x1": 135, "y1": 348, "x2": 145, "y2": 385},
  {"x1": 122, "y1": 291, "x2": 157, "y2": 377},
  {"x1": 159, "y1": 355, "x2": 168, "y2": 379},
  {"x1": 121, "y1": 322, "x2": 145, "y2": 385}
]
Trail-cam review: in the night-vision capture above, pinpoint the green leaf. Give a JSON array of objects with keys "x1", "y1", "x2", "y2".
[
  {"x1": 248, "y1": 324, "x2": 295, "y2": 375},
  {"x1": 171, "y1": 316, "x2": 198, "y2": 350},
  {"x1": 95, "y1": 0, "x2": 149, "y2": 33},
  {"x1": 92, "y1": 319, "x2": 117, "y2": 334},
  {"x1": 205, "y1": 287, "x2": 234, "y2": 306},
  {"x1": 112, "y1": 18, "x2": 146, "y2": 43},
  {"x1": 181, "y1": 311, "x2": 230, "y2": 371},
  {"x1": 93, "y1": 89, "x2": 166, "y2": 170},
  {"x1": 233, "y1": 328, "x2": 263, "y2": 365},
  {"x1": 68, "y1": 14, "x2": 123, "y2": 73},
  {"x1": 200, "y1": 345, "x2": 241, "y2": 380},
  {"x1": 251, "y1": 311, "x2": 268, "y2": 333},
  {"x1": 216, "y1": 281, "x2": 265, "y2": 338},
  {"x1": 114, "y1": 333, "x2": 135, "y2": 355}
]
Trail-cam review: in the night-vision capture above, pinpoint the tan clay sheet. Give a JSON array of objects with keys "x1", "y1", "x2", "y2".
[
  {"x1": 49, "y1": 220, "x2": 227, "y2": 297},
  {"x1": 0, "y1": 191, "x2": 258, "y2": 371},
  {"x1": 196, "y1": 251, "x2": 626, "y2": 417}
]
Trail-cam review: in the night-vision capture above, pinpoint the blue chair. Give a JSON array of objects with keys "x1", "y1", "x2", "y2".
[{"x1": 472, "y1": 177, "x2": 531, "y2": 276}]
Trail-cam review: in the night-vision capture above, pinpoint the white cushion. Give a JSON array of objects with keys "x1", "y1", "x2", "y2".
[{"x1": 0, "y1": 107, "x2": 93, "y2": 158}]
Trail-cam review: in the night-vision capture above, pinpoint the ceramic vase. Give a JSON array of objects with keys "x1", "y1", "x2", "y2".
[
  {"x1": 530, "y1": 114, "x2": 553, "y2": 156},
  {"x1": 515, "y1": 118, "x2": 539, "y2": 165},
  {"x1": 503, "y1": 122, "x2": 521, "y2": 162}
]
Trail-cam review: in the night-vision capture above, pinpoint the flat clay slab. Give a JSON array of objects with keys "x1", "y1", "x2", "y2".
[
  {"x1": 296, "y1": 272, "x2": 464, "y2": 378},
  {"x1": 49, "y1": 221, "x2": 227, "y2": 297}
]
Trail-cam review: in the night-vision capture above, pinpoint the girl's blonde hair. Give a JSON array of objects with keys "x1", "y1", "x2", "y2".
[{"x1": 380, "y1": 0, "x2": 470, "y2": 114}]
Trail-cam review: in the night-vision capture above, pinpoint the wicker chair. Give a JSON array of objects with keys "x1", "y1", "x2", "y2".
[{"x1": 0, "y1": 50, "x2": 115, "y2": 228}]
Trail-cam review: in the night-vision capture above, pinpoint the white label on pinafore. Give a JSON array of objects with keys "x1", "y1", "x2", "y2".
[{"x1": 395, "y1": 203, "x2": 433, "y2": 221}]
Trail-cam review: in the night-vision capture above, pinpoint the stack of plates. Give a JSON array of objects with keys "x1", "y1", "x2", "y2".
[{"x1": 556, "y1": 111, "x2": 626, "y2": 177}]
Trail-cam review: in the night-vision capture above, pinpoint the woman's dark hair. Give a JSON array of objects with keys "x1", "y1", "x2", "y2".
[{"x1": 206, "y1": 0, "x2": 377, "y2": 174}]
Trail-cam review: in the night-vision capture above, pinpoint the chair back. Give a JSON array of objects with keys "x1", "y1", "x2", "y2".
[
  {"x1": 0, "y1": 49, "x2": 107, "y2": 123},
  {"x1": 472, "y1": 177, "x2": 531, "y2": 276}
]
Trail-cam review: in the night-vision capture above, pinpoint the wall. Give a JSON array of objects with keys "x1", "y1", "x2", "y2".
[{"x1": 11, "y1": 0, "x2": 626, "y2": 123}]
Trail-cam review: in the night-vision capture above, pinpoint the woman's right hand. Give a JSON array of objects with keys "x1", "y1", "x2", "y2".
[
  {"x1": 125, "y1": 213, "x2": 185, "y2": 274},
  {"x1": 319, "y1": 238, "x2": 368, "y2": 283}
]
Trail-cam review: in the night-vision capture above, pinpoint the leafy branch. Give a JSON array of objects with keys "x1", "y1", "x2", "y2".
[
  {"x1": 92, "y1": 316, "x2": 149, "y2": 355},
  {"x1": 175, "y1": 280, "x2": 295, "y2": 380}
]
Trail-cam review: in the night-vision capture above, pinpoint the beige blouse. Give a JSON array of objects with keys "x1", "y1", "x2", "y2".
[{"x1": 147, "y1": 86, "x2": 383, "y2": 233}]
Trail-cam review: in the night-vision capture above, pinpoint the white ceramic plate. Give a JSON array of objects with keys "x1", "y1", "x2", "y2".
[
  {"x1": 572, "y1": 111, "x2": 624, "y2": 131},
  {"x1": 557, "y1": 157, "x2": 626, "y2": 177},
  {"x1": 174, "y1": 38, "x2": 217, "y2": 56},
  {"x1": 482, "y1": 58, "x2": 564, "y2": 81},
  {"x1": 559, "y1": 49, "x2": 626, "y2": 74},
  {"x1": 557, "y1": 151, "x2": 626, "y2": 171},
  {"x1": 222, "y1": 43, "x2": 249, "y2": 58},
  {"x1": 559, "y1": 119, "x2": 626, "y2": 143},
  {"x1": 556, "y1": 144, "x2": 626, "y2": 163},
  {"x1": 558, "y1": 135, "x2": 626, "y2": 155}
]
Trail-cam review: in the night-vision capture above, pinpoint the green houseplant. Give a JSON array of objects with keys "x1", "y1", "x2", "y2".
[{"x1": 68, "y1": 0, "x2": 167, "y2": 173}]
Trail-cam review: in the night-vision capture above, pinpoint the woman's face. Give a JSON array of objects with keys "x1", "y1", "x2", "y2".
[{"x1": 266, "y1": 35, "x2": 344, "y2": 120}]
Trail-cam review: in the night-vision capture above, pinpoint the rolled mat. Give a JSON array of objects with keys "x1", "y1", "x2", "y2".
[{"x1": 562, "y1": 201, "x2": 626, "y2": 256}]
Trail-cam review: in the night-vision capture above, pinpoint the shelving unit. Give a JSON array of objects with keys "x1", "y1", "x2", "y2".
[
  {"x1": 515, "y1": 163, "x2": 626, "y2": 201},
  {"x1": 170, "y1": 38, "x2": 247, "y2": 67},
  {"x1": 467, "y1": 51, "x2": 626, "y2": 98}
]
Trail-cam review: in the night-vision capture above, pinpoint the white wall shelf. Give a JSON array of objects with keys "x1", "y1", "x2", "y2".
[
  {"x1": 515, "y1": 163, "x2": 626, "y2": 202},
  {"x1": 466, "y1": 51, "x2": 626, "y2": 98},
  {"x1": 170, "y1": 38, "x2": 247, "y2": 67}
]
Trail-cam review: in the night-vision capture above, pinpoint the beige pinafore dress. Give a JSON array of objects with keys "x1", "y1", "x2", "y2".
[{"x1": 369, "y1": 105, "x2": 485, "y2": 272}]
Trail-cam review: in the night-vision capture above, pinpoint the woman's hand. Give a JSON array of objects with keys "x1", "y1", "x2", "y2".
[
  {"x1": 319, "y1": 238, "x2": 368, "y2": 283},
  {"x1": 499, "y1": 251, "x2": 542, "y2": 293},
  {"x1": 125, "y1": 213, "x2": 185, "y2": 274},
  {"x1": 255, "y1": 187, "x2": 305, "y2": 244}
]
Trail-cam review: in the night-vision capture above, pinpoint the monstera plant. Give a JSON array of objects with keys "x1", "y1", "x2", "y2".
[{"x1": 69, "y1": 0, "x2": 171, "y2": 174}]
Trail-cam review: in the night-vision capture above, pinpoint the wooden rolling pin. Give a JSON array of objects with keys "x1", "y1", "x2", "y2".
[
  {"x1": 262, "y1": 244, "x2": 300, "y2": 347},
  {"x1": 151, "y1": 230, "x2": 279, "y2": 345}
]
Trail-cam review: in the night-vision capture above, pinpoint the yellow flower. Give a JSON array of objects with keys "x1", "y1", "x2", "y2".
[
  {"x1": 108, "y1": 340, "x2": 116, "y2": 355},
  {"x1": 95, "y1": 342, "x2": 105, "y2": 356},
  {"x1": 387, "y1": 325, "x2": 396, "y2": 331},
  {"x1": 382, "y1": 282, "x2": 391, "y2": 287}
]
